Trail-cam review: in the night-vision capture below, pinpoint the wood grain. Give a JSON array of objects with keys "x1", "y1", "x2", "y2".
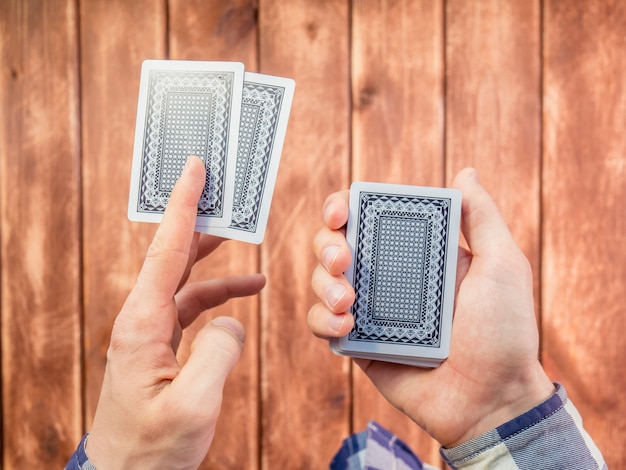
[
  {"x1": 0, "y1": 0, "x2": 82, "y2": 466},
  {"x1": 79, "y1": 0, "x2": 167, "y2": 428},
  {"x1": 542, "y1": 1, "x2": 626, "y2": 467},
  {"x1": 351, "y1": 0, "x2": 444, "y2": 464},
  {"x1": 168, "y1": 1, "x2": 260, "y2": 467},
  {"x1": 445, "y1": 0, "x2": 542, "y2": 295},
  {"x1": 1, "y1": 0, "x2": 625, "y2": 466},
  {"x1": 259, "y1": 0, "x2": 352, "y2": 467}
]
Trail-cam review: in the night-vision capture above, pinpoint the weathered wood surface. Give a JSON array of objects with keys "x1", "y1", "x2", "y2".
[
  {"x1": 79, "y1": 0, "x2": 167, "y2": 432},
  {"x1": 0, "y1": 0, "x2": 624, "y2": 468},
  {"x1": 168, "y1": 1, "x2": 260, "y2": 468},
  {"x1": 445, "y1": 0, "x2": 542, "y2": 297},
  {"x1": 0, "y1": 0, "x2": 82, "y2": 467},
  {"x1": 259, "y1": 1, "x2": 352, "y2": 467},
  {"x1": 542, "y1": 1, "x2": 626, "y2": 468},
  {"x1": 351, "y1": 0, "x2": 444, "y2": 464}
]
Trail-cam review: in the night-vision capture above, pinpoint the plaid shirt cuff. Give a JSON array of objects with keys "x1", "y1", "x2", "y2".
[{"x1": 440, "y1": 383, "x2": 607, "y2": 469}]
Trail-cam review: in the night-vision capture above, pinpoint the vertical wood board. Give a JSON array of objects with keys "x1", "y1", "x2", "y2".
[
  {"x1": 0, "y1": 0, "x2": 82, "y2": 466},
  {"x1": 168, "y1": 1, "x2": 260, "y2": 467},
  {"x1": 79, "y1": 0, "x2": 168, "y2": 427},
  {"x1": 259, "y1": 0, "x2": 352, "y2": 467},
  {"x1": 351, "y1": 0, "x2": 444, "y2": 464},
  {"x1": 445, "y1": 0, "x2": 542, "y2": 289},
  {"x1": 542, "y1": 1, "x2": 626, "y2": 467}
]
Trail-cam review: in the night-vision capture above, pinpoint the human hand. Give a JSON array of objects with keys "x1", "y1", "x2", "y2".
[
  {"x1": 309, "y1": 168, "x2": 555, "y2": 448},
  {"x1": 85, "y1": 156, "x2": 266, "y2": 469}
]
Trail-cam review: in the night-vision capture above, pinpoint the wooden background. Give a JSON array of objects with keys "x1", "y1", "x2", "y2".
[{"x1": 1, "y1": 0, "x2": 624, "y2": 468}]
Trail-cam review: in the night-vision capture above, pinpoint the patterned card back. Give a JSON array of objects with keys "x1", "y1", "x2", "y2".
[
  {"x1": 230, "y1": 80, "x2": 287, "y2": 232},
  {"x1": 350, "y1": 191, "x2": 453, "y2": 347},
  {"x1": 137, "y1": 69, "x2": 236, "y2": 217}
]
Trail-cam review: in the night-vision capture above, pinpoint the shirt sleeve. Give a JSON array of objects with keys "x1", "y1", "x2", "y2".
[
  {"x1": 64, "y1": 433, "x2": 97, "y2": 470},
  {"x1": 440, "y1": 383, "x2": 607, "y2": 469}
]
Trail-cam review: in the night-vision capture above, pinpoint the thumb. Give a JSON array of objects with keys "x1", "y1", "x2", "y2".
[
  {"x1": 173, "y1": 316, "x2": 245, "y2": 407},
  {"x1": 451, "y1": 168, "x2": 518, "y2": 257}
]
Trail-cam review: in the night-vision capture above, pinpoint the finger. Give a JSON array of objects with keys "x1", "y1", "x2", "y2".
[
  {"x1": 312, "y1": 226, "x2": 351, "y2": 276},
  {"x1": 134, "y1": 156, "x2": 206, "y2": 302},
  {"x1": 179, "y1": 233, "x2": 225, "y2": 291},
  {"x1": 175, "y1": 274, "x2": 266, "y2": 329},
  {"x1": 179, "y1": 232, "x2": 201, "y2": 291},
  {"x1": 307, "y1": 302, "x2": 354, "y2": 338},
  {"x1": 455, "y1": 246, "x2": 472, "y2": 294},
  {"x1": 322, "y1": 190, "x2": 350, "y2": 230},
  {"x1": 173, "y1": 316, "x2": 245, "y2": 409},
  {"x1": 195, "y1": 234, "x2": 226, "y2": 262},
  {"x1": 311, "y1": 264, "x2": 355, "y2": 313},
  {"x1": 451, "y1": 168, "x2": 519, "y2": 257}
]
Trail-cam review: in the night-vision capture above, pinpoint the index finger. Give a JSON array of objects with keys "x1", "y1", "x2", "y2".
[
  {"x1": 322, "y1": 190, "x2": 349, "y2": 230},
  {"x1": 134, "y1": 156, "x2": 207, "y2": 302}
]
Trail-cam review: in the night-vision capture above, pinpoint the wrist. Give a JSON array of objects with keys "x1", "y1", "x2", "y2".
[
  {"x1": 444, "y1": 363, "x2": 555, "y2": 448},
  {"x1": 85, "y1": 430, "x2": 144, "y2": 470}
]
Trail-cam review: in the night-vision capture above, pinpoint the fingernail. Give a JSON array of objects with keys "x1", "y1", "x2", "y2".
[
  {"x1": 184, "y1": 155, "x2": 201, "y2": 173},
  {"x1": 211, "y1": 317, "x2": 245, "y2": 343},
  {"x1": 328, "y1": 313, "x2": 345, "y2": 334},
  {"x1": 326, "y1": 284, "x2": 347, "y2": 308},
  {"x1": 322, "y1": 246, "x2": 340, "y2": 271}
]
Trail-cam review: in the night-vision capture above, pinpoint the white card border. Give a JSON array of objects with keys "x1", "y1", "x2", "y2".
[
  {"x1": 196, "y1": 71, "x2": 295, "y2": 244},
  {"x1": 330, "y1": 181, "x2": 461, "y2": 365},
  {"x1": 128, "y1": 59, "x2": 244, "y2": 226}
]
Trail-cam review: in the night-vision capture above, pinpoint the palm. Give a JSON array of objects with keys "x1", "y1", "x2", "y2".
[{"x1": 355, "y1": 246, "x2": 546, "y2": 446}]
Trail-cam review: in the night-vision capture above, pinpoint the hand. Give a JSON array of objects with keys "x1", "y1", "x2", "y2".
[
  {"x1": 309, "y1": 168, "x2": 555, "y2": 448},
  {"x1": 86, "y1": 156, "x2": 266, "y2": 469}
]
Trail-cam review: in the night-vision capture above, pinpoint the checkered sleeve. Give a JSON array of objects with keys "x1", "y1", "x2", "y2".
[
  {"x1": 64, "y1": 433, "x2": 97, "y2": 470},
  {"x1": 440, "y1": 384, "x2": 607, "y2": 469}
]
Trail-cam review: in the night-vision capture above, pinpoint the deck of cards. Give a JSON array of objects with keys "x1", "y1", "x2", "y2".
[
  {"x1": 128, "y1": 60, "x2": 295, "y2": 244},
  {"x1": 330, "y1": 182, "x2": 461, "y2": 368}
]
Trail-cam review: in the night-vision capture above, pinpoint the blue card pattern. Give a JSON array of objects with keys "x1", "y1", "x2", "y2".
[
  {"x1": 230, "y1": 81, "x2": 285, "y2": 232},
  {"x1": 137, "y1": 70, "x2": 235, "y2": 216},
  {"x1": 349, "y1": 192, "x2": 452, "y2": 346}
]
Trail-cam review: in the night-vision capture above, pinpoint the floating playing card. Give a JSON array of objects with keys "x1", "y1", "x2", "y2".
[
  {"x1": 330, "y1": 182, "x2": 461, "y2": 368},
  {"x1": 196, "y1": 72, "x2": 295, "y2": 243},
  {"x1": 128, "y1": 60, "x2": 244, "y2": 226}
]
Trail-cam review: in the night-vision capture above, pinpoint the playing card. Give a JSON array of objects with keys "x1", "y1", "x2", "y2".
[
  {"x1": 330, "y1": 182, "x2": 461, "y2": 368},
  {"x1": 196, "y1": 72, "x2": 295, "y2": 243},
  {"x1": 128, "y1": 60, "x2": 244, "y2": 226}
]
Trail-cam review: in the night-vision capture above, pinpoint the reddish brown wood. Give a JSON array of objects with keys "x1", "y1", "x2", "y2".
[
  {"x1": 0, "y1": 0, "x2": 82, "y2": 466},
  {"x1": 1, "y1": 0, "x2": 625, "y2": 466},
  {"x1": 445, "y1": 0, "x2": 542, "y2": 294},
  {"x1": 351, "y1": 0, "x2": 445, "y2": 465},
  {"x1": 542, "y1": 1, "x2": 626, "y2": 467},
  {"x1": 168, "y1": 1, "x2": 260, "y2": 468},
  {"x1": 79, "y1": 0, "x2": 167, "y2": 429},
  {"x1": 259, "y1": 0, "x2": 352, "y2": 467}
]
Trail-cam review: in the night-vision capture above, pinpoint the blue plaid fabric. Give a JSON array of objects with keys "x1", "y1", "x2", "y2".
[
  {"x1": 64, "y1": 433, "x2": 96, "y2": 470},
  {"x1": 439, "y1": 384, "x2": 607, "y2": 469},
  {"x1": 66, "y1": 384, "x2": 606, "y2": 469},
  {"x1": 329, "y1": 420, "x2": 438, "y2": 470}
]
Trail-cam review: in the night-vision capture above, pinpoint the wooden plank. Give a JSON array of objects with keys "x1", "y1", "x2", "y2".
[
  {"x1": 259, "y1": 0, "x2": 351, "y2": 467},
  {"x1": 351, "y1": 0, "x2": 444, "y2": 464},
  {"x1": 79, "y1": 0, "x2": 167, "y2": 428},
  {"x1": 445, "y1": 0, "x2": 542, "y2": 291},
  {"x1": 0, "y1": 0, "x2": 82, "y2": 466},
  {"x1": 167, "y1": 1, "x2": 260, "y2": 468},
  {"x1": 542, "y1": 1, "x2": 626, "y2": 467}
]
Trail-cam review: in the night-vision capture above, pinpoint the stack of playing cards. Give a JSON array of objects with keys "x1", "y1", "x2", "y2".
[
  {"x1": 128, "y1": 60, "x2": 295, "y2": 244},
  {"x1": 330, "y1": 182, "x2": 461, "y2": 368}
]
